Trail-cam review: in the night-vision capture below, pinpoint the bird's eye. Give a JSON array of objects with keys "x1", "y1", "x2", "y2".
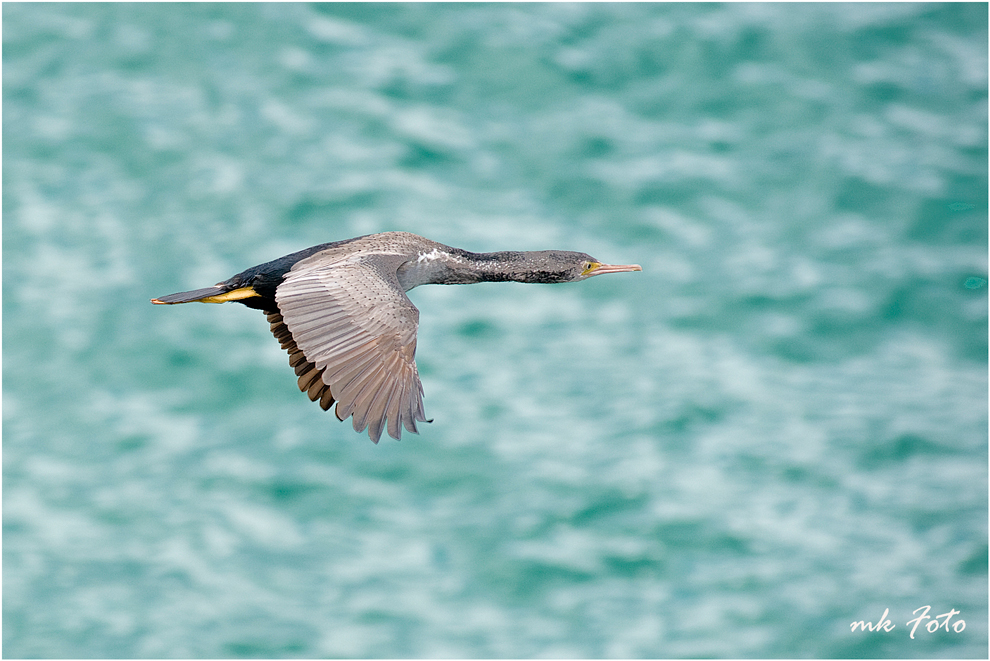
[{"x1": 581, "y1": 261, "x2": 599, "y2": 276}]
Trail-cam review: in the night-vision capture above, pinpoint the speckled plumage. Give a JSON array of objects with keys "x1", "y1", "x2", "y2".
[{"x1": 152, "y1": 231, "x2": 641, "y2": 443}]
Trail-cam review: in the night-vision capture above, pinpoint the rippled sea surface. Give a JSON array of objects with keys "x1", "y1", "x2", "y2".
[{"x1": 3, "y1": 3, "x2": 987, "y2": 659}]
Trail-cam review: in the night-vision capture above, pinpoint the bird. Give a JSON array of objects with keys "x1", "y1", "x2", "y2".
[{"x1": 152, "y1": 231, "x2": 641, "y2": 443}]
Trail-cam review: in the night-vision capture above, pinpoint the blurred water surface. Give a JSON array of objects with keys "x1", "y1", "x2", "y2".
[{"x1": 3, "y1": 3, "x2": 987, "y2": 658}]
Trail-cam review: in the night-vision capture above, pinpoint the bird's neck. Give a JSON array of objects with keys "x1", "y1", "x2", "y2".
[{"x1": 396, "y1": 248, "x2": 541, "y2": 290}]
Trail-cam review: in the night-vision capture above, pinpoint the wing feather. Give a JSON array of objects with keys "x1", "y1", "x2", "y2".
[
  {"x1": 366, "y1": 364, "x2": 400, "y2": 443},
  {"x1": 307, "y1": 379, "x2": 329, "y2": 402},
  {"x1": 297, "y1": 365, "x2": 322, "y2": 392},
  {"x1": 274, "y1": 254, "x2": 428, "y2": 442},
  {"x1": 319, "y1": 387, "x2": 336, "y2": 411}
]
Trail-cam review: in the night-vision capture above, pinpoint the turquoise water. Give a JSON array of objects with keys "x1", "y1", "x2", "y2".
[{"x1": 3, "y1": 3, "x2": 987, "y2": 658}]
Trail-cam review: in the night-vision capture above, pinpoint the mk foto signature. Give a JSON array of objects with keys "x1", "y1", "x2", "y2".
[{"x1": 851, "y1": 606, "x2": 965, "y2": 638}]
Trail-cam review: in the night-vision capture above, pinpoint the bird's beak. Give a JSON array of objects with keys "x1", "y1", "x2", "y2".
[{"x1": 585, "y1": 262, "x2": 643, "y2": 277}]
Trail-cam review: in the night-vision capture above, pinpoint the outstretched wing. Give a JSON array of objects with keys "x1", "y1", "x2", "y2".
[{"x1": 273, "y1": 255, "x2": 429, "y2": 443}]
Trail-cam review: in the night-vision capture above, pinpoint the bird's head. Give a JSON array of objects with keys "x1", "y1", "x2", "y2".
[{"x1": 522, "y1": 251, "x2": 643, "y2": 283}]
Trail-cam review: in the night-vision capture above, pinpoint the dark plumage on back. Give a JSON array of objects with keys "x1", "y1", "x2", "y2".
[{"x1": 152, "y1": 231, "x2": 641, "y2": 443}]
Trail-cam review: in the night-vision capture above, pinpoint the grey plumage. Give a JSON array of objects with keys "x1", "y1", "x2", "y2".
[{"x1": 152, "y1": 231, "x2": 641, "y2": 443}]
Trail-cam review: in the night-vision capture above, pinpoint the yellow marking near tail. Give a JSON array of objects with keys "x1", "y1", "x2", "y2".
[{"x1": 198, "y1": 287, "x2": 261, "y2": 304}]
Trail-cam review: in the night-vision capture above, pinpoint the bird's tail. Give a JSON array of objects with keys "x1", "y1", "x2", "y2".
[{"x1": 151, "y1": 287, "x2": 225, "y2": 304}]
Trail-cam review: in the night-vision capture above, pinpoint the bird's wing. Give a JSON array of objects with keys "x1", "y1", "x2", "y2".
[{"x1": 274, "y1": 255, "x2": 428, "y2": 443}]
